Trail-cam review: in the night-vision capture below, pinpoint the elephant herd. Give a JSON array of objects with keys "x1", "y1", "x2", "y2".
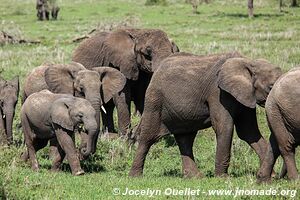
[{"x1": 0, "y1": 28, "x2": 299, "y2": 182}]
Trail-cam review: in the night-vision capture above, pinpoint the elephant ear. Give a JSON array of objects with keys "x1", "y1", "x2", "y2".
[
  {"x1": 103, "y1": 30, "x2": 139, "y2": 80},
  {"x1": 217, "y1": 58, "x2": 256, "y2": 108},
  {"x1": 45, "y1": 62, "x2": 85, "y2": 94},
  {"x1": 50, "y1": 99, "x2": 74, "y2": 131},
  {"x1": 92, "y1": 67, "x2": 126, "y2": 103}
]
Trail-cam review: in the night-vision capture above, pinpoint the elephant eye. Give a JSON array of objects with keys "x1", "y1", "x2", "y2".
[{"x1": 78, "y1": 112, "x2": 83, "y2": 118}]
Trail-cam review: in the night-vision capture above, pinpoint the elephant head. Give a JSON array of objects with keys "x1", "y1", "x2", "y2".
[
  {"x1": 45, "y1": 63, "x2": 126, "y2": 153},
  {"x1": 50, "y1": 97, "x2": 98, "y2": 157},
  {"x1": 45, "y1": 62, "x2": 124, "y2": 117},
  {"x1": 0, "y1": 76, "x2": 19, "y2": 145},
  {"x1": 217, "y1": 58, "x2": 283, "y2": 108},
  {"x1": 72, "y1": 29, "x2": 178, "y2": 81},
  {"x1": 130, "y1": 29, "x2": 179, "y2": 73}
]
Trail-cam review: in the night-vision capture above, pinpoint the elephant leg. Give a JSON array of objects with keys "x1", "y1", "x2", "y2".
[
  {"x1": 279, "y1": 161, "x2": 287, "y2": 179},
  {"x1": 55, "y1": 129, "x2": 84, "y2": 176},
  {"x1": 133, "y1": 94, "x2": 145, "y2": 117},
  {"x1": 281, "y1": 148, "x2": 298, "y2": 180},
  {"x1": 132, "y1": 72, "x2": 150, "y2": 116},
  {"x1": 257, "y1": 133, "x2": 280, "y2": 183},
  {"x1": 234, "y1": 107, "x2": 268, "y2": 166},
  {"x1": 114, "y1": 82, "x2": 131, "y2": 137},
  {"x1": 101, "y1": 99, "x2": 116, "y2": 134},
  {"x1": 22, "y1": 115, "x2": 44, "y2": 171},
  {"x1": 209, "y1": 101, "x2": 234, "y2": 176},
  {"x1": 50, "y1": 138, "x2": 66, "y2": 172},
  {"x1": 129, "y1": 107, "x2": 165, "y2": 177},
  {"x1": 174, "y1": 132, "x2": 203, "y2": 178}
]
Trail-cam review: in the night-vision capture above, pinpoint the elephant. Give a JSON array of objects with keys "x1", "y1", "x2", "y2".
[
  {"x1": 0, "y1": 76, "x2": 19, "y2": 146},
  {"x1": 257, "y1": 68, "x2": 300, "y2": 182},
  {"x1": 21, "y1": 90, "x2": 98, "y2": 175},
  {"x1": 72, "y1": 28, "x2": 179, "y2": 138},
  {"x1": 248, "y1": 0, "x2": 298, "y2": 17},
  {"x1": 129, "y1": 52, "x2": 283, "y2": 178},
  {"x1": 22, "y1": 62, "x2": 126, "y2": 154},
  {"x1": 36, "y1": 0, "x2": 59, "y2": 21}
]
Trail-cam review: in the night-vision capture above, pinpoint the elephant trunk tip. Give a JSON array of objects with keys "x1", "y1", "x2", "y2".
[{"x1": 80, "y1": 147, "x2": 91, "y2": 158}]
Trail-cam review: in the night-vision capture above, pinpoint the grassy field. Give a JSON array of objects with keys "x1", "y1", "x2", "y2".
[{"x1": 1, "y1": 0, "x2": 300, "y2": 199}]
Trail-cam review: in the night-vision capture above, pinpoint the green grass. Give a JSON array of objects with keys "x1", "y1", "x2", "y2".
[{"x1": 1, "y1": 0, "x2": 300, "y2": 199}]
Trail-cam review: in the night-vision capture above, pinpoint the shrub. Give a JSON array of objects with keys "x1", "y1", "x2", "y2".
[{"x1": 145, "y1": 0, "x2": 168, "y2": 6}]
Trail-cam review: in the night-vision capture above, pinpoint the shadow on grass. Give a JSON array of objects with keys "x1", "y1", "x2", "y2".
[
  {"x1": 162, "y1": 169, "x2": 181, "y2": 177},
  {"x1": 230, "y1": 170, "x2": 256, "y2": 178},
  {"x1": 215, "y1": 12, "x2": 285, "y2": 19},
  {"x1": 40, "y1": 153, "x2": 106, "y2": 174},
  {"x1": 163, "y1": 135, "x2": 177, "y2": 147}
]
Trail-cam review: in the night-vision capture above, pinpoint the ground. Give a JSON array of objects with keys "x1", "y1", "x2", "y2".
[{"x1": 0, "y1": 0, "x2": 300, "y2": 199}]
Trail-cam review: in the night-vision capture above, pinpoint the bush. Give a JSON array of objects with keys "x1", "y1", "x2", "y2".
[{"x1": 145, "y1": 0, "x2": 168, "y2": 6}]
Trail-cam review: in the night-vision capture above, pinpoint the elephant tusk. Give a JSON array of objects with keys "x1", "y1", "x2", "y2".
[
  {"x1": 101, "y1": 105, "x2": 107, "y2": 114},
  {"x1": 2, "y1": 114, "x2": 5, "y2": 119}
]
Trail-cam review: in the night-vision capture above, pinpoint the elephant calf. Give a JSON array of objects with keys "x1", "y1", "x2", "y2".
[
  {"x1": 21, "y1": 90, "x2": 98, "y2": 176},
  {"x1": 129, "y1": 52, "x2": 282, "y2": 178},
  {"x1": 257, "y1": 68, "x2": 300, "y2": 182},
  {"x1": 0, "y1": 76, "x2": 19, "y2": 145}
]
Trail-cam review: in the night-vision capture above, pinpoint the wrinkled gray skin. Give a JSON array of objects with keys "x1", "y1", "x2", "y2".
[
  {"x1": 21, "y1": 90, "x2": 97, "y2": 175},
  {"x1": 257, "y1": 68, "x2": 300, "y2": 182},
  {"x1": 0, "y1": 76, "x2": 19, "y2": 145},
  {"x1": 72, "y1": 29, "x2": 179, "y2": 138},
  {"x1": 22, "y1": 62, "x2": 126, "y2": 155},
  {"x1": 129, "y1": 52, "x2": 282, "y2": 178}
]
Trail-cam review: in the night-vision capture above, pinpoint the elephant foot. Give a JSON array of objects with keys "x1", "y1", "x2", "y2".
[
  {"x1": 73, "y1": 169, "x2": 85, "y2": 176},
  {"x1": 50, "y1": 167, "x2": 61, "y2": 172},
  {"x1": 129, "y1": 169, "x2": 143, "y2": 177},
  {"x1": 215, "y1": 173, "x2": 229, "y2": 178},
  {"x1": 256, "y1": 171, "x2": 272, "y2": 184},
  {"x1": 20, "y1": 151, "x2": 29, "y2": 162},
  {"x1": 256, "y1": 176, "x2": 272, "y2": 184},
  {"x1": 31, "y1": 165, "x2": 39, "y2": 172}
]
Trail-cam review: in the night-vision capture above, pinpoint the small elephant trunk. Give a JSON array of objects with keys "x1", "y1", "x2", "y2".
[
  {"x1": 3, "y1": 107, "x2": 15, "y2": 145},
  {"x1": 85, "y1": 95, "x2": 101, "y2": 148},
  {"x1": 80, "y1": 126, "x2": 97, "y2": 157}
]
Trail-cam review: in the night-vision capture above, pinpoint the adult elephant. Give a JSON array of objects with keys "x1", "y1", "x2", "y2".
[
  {"x1": 129, "y1": 52, "x2": 283, "y2": 178},
  {"x1": 0, "y1": 76, "x2": 19, "y2": 145},
  {"x1": 22, "y1": 62, "x2": 126, "y2": 155},
  {"x1": 248, "y1": 0, "x2": 298, "y2": 17},
  {"x1": 257, "y1": 68, "x2": 300, "y2": 182},
  {"x1": 72, "y1": 28, "x2": 179, "y2": 137}
]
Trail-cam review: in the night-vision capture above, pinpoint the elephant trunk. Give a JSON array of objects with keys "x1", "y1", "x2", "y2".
[
  {"x1": 81, "y1": 121, "x2": 98, "y2": 157},
  {"x1": 4, "y1": 105, "x2": 15, "y2": 145},
  {"x1": 86, "y1": 95, "x2": 101, "y2": 131},
  {"x1": 82, "y1": 95, "x2": 101, "y2": 156}
]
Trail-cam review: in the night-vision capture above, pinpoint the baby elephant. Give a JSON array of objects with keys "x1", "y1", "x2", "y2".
[
  {"x1": 0, "y1": 76, "x2": 19, "y2": 145},
  {"x1": 21, "y1": 90, "x2": 97, "y2": 176},
  {"x1": 257, "y1": 68, "x2": 300, "y2": 182}
]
